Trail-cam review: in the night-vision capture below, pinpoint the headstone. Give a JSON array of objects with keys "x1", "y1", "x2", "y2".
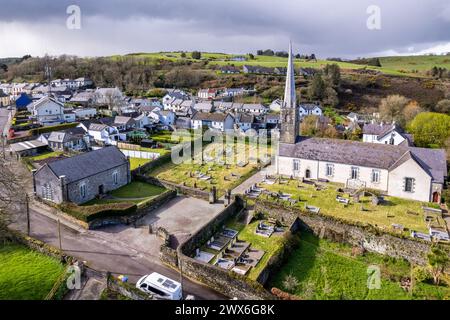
[{"x1": 209, "y1": 186, "x2": 217, "y2": 204}]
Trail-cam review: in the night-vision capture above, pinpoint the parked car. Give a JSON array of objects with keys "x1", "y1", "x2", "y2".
[{"x1": 136, "y1": 272, "x2": 182, "y2": 300}]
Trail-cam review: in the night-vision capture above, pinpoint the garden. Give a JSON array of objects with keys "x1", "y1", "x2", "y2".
[
  {"x1": 270, "y1": 232, "x2": 450, "y2": 300},
  {"x1": 0, "y1": 244, "x2": 65, "y2": 300}
]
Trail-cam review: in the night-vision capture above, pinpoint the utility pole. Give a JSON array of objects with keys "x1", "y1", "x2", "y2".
[
  {"x1": 57, "y1": 219, "x2": 62, "y2": 253},
  {"x1": 178, "y1": 256, "x2": 184, "y2": 299},
  {"x1": 25, "y1": 194, "x2": 30, "y2": 236}
]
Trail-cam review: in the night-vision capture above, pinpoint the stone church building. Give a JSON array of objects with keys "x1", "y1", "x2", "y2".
[
  {"x1": 276, "y1": 43, "x2": 447, "y2": 203},
  {"x1": 33, "y1": 146, "x2": 131, "y2": 205}
]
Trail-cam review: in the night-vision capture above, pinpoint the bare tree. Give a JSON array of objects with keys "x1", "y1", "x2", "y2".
[{"x1": 0, "y1": 145, "x2": 27, "y2": 230}]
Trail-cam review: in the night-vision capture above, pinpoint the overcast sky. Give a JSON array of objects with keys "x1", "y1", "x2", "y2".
[{"x1": 0, "y1": 0, "x2": 449, "y2": 59}]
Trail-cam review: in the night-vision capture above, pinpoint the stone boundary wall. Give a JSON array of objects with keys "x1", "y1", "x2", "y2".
[
  {"x1": 106, "y1": 273, "x2": 154, "y2": 300},
  {"x1": 88, "y1": 190, "x2": 177, "y2": 229},
  {"x1": 135, "y1": 174, "x2": 210, "y2": 201},
  {"x1": 159, "y1": 197, "x2": 275, "y2": 300},
  {"x1": 253, "y1": 199, "x2": 439, "y2": 265}
]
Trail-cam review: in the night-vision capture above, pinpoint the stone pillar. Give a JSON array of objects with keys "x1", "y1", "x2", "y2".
[{"x1": 209, "y1": 186, "x2": 217, "y2": 204}]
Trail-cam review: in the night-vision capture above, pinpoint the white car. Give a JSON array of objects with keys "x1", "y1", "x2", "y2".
[{"x1": 136, "y1": 272, "x2": 182, "y2": 300}]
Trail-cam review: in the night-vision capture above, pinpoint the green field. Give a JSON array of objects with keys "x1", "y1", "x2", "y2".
[
  {"x1": 259, "y1": 180, "x2": 440, "y2": 234},
  {"x1": 112, "y1": 51, "x2": 450, "y2": 77},
  {"x1": 270, "y1": 232, "x2": 450, "y2": 300},
  {"x1": 0, "y1": 244, "x2": 65, "y2": 300},
  {"x1": 379, "y1": 55, "x2": 450, "y2": 73}
]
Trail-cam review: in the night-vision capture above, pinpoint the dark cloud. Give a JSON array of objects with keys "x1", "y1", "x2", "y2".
[{"x1": 0, "y1": 0, "x2": 449, "y2": 57}]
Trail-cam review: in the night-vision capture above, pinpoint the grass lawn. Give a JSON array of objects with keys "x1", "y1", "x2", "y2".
[
  {"x1": 25, "y1": 151, "x2": 64, "y2": 162},
  {"x1": 129, "y1": 157, "x2": 151, "y2": 171},
  {"x1": 270, "y1": 232, "x2": 450, "y2": 300},
  {"x1": 147, "y1": 142, "x2": 271, "y2": 196},
  {"x1": 83, "y1": 181, "x2": 166, "y2": 206},
  {"x1": 226, "y1": 219, "x2": 287, "y2": 281},
  {"x1": 260, "y1": 180, "x2": 439, "y2": 234},
  {"x1": 0, "y1": 244, "x2": 65, "y2": 300}
]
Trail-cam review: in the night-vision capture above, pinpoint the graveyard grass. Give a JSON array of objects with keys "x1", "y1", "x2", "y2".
[
  {"x1": 270, "y1": 232, "x2": 450, "y2": 300},
  {"x1": 260, "y1": 180, "x2": 438, "y2": 234}
]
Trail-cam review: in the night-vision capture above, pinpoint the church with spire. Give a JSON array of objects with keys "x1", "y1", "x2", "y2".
[{"x1": 276, "y1": 42, "x2": 446, "y2": 204}]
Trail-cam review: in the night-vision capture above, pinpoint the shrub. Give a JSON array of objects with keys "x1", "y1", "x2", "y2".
[{"x1": 282, "y1": 273, "x2": 299, "y2": 293}]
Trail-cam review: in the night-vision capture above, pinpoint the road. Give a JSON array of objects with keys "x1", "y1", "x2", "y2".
[{"x1": 9, "y1": 206, "x2": 226, "y2": 300}]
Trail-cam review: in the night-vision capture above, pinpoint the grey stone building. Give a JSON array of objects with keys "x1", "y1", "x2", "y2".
[{"x1": 33, "y1": 146, "x2": 131, "y2": 205}]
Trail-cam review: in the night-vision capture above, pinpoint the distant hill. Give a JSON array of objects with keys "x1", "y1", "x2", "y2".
[{"x1": 378, "y1": 54, "x2": 450, "y2": 74}]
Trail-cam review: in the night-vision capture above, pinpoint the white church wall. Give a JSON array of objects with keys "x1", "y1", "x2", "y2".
[{"x1": 387, "y1": 158, "x2": 431, "y2": 202}]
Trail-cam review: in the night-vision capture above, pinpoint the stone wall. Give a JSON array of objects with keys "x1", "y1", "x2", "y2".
[
  {"x1": 106, "y1": 273, "x2": 153, "y2": 300},
  {"x1": 87, "y1": 190, "x2": 176, "y2": 229},
  {"x1": 254, "y1": 199, "x2": 436, "y2": 265},
  {"x1": 135, "y1": 175, "x2": 210, "y2": 201},
  {"x1": 170, "y1": 197, "x2": 274, "y2": 300}
]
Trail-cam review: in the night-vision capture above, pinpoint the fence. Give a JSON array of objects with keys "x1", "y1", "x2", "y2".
[{"x1": 120, "y1": 148, "x2": 160, "y2": 160}]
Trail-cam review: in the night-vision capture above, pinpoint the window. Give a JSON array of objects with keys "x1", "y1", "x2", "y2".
[
  {"x1": 113, "y1": 171, "x2": 118, "y2": 185},
  {"x1": 326, "y1": 164, "x2": 334, "y2": 177},
  {"x1": 351, "y1": 167, "x2": 359, "y2": 180},
  {"x1": 404, "y1": 178, "x2": 415, "y2": 193},
  {"x1": 80, "y1": 184, "x2": 86, "y2": 198},
  {"x1": 293, "y1": 160, "x2": 300, "y2": 172},
  {"x1": 372, "y1": 170, "x2": 380, "y2": 183}
]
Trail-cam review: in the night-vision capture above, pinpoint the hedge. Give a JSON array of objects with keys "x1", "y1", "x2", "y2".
[
  {"x1": 29, "y1": 122, "x2": 80, "y2": 136},
  {"x1": 60, "y1": 202, "x2": 137, "y2": 223}
]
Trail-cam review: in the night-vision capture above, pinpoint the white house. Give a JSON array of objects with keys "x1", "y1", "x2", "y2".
[
  {"x1": 191, "y1": 113, "x2": 234, "y2": 132},
  {"x1": 197, "y1": 88, "x2": 217, "y2": 100},
  {"x1": 63, "y1": 110, "x2": 76, "y2": 123},
  {"x1": 362, "y1": 123, "x2": 413, "y2": 146},
  {"x1": 299, "y1": 103, "x2": 322, "y2": 118},
  {"x1": 87, "y1": 123, "x2": 124, "y2": 145},
  {"x1": 74, "y1": 108, "x2": 97, "y2": 119},
  {"x1": 30, "y1": 96, "x2": 65, "y2": 125},
  {"x1": 236, "y1": 104, "x2": 268, "y2": 115},
  {"x1": 269, "y1": 99, "x2": 283, "y2": 112},
  {"x1": 235, "y1": 113, "x2": 254, "y2": 132}
]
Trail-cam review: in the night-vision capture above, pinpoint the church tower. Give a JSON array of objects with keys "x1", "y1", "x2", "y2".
[{"x1": 280, "y1": 41, "x2": 299, "y2": 144}]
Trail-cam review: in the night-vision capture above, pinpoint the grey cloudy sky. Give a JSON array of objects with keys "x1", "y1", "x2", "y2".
[{"x1": 0, "y1": 0, "x2": 449, "y2": 58}]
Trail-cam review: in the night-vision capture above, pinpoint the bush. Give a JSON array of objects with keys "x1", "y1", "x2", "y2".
[{"x1": 60, "y1": 202, "x2": 137, "y2": 223}]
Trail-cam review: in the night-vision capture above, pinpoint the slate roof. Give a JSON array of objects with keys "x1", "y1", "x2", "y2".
[
  {"x1": 192, "y1": 112, "x2": 231, "y2": 122},
  {"x1": 279, "y1": 137, "x2": 447, "y2": 182},
  {"x1": 363, "y1": 123, "x2": 395, "y2": 136},
  {"x1": 45, "y1": 146, "x2": 128, "y2": 184}
]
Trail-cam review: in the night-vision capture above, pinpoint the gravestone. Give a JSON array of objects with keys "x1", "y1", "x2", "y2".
[{"x1": 209, "y1": 186, "x2": 217, "y2": 204}]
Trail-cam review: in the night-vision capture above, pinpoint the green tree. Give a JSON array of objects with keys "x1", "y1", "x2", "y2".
[
  {"x1": 180, "y1": 52, "x2": 187, "y2": 58},
  {"x1": 408, "y1": 112, "x2": 450, "y2": 148},
  {"x1": 427, "y1": 246, "x2": 449, "y2": 285},
  {"x1": 191, "y1": 51, "x2": 202, "y2": 60},
  {"x1": 308, "y1": 73, "x2": 326, "y2": 100}
]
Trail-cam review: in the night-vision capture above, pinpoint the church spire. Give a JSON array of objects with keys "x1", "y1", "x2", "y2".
[
  {"x1": 283, "y1": 41, "x2": 296, "y2": 109},
  {"x1": 279, "y1": 41, "x2": 299, "y2": 144}
]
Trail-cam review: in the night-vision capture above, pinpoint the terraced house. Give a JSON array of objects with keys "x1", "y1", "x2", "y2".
[{"x1": 276, "y1": 43, "x2": 447, "y2": 203}]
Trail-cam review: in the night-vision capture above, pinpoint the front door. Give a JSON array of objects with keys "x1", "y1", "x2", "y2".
[
  {"x1": 99, "y1": 185, "x2": 104, "y2": 195},
  {"x1": 305, "y1": 169, "x2": 311, "y2": 179},
  {"x1": 432, "y1": 192, "x2": 440, "y2": 203}
]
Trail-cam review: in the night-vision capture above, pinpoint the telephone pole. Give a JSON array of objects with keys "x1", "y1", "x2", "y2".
[
  {"x1": 25, "y1": 194, "x2": 30, "y2": 236},
  {"x1": 57, "y1": 219, "x2": 62, "y2": 253}
]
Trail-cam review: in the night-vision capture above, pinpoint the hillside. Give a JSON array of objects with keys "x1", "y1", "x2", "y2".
[{"x1": 379, "y1": 54, "x2": 450, "y2": 73}]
